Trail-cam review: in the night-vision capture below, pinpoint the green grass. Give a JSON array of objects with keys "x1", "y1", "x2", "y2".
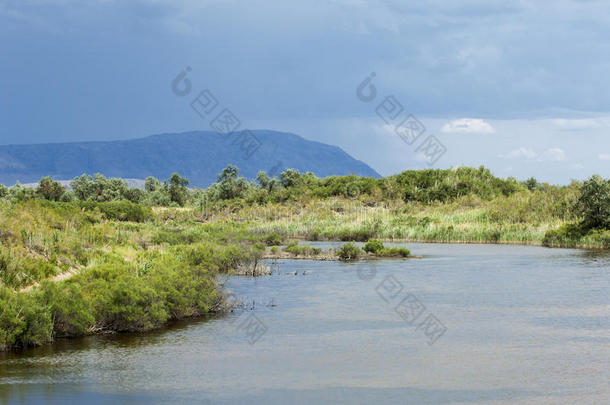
[
  {"x1": 0, "y1": 200, "x2": 267, "y2": 351},
  {"x1": 196, "y1": 193, "x2": 571, "y2": 246},
  {"x1": 283, "y1": 241, "x2": 322, "y2": 256},
  {"x1": 0, "y1": 167, "x2": 606, "y2": 352}
]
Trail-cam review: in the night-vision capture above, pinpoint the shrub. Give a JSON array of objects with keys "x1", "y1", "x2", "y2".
[
  {"x1": 336, "y1": 243, "x2": 361, "y2": 261},
  {"x1": 39, "y1": 282, "x2": 95, "y2": 337},
  {"x1": 36, "y1": 177, "x2": 66, "y2": 201},
  {"x1": 577, "y1": 175, "x2": 610, "y2": 230},
  {"x1": 363, "y1": 238, "x2": 384, "y2": 253},
  {"x1": 81, "y1": 200, "x2": 153, "y2": 222},
  {"x1": 380, "y1": 247, "x2": 410, "y2": 257},
  {"x1": 336, "y1": 227, "x2": 375, "y2": 242},
  {"x1": 284, "y1": 241, "x2": 322, "y2": 256},
  {"x1": 264, "y1": 232, "x2": 283, "y2": 246},
  {"x1": 542, "y1": 223, "x2": 585, "y2": 246},
  {"x1": 280, "y1": 169, "x2": 303, "y2": 188},
  {"x1": 0, "y1": 287, "x2": 52, "y2": 350}
]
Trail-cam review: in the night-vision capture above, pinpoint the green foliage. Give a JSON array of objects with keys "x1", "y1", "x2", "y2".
[
  {"x1": 9, "y1": 183, "x2": 36, "y2": 202},
  {"x1": 36, "y1": 177, "x2": 66, "y2": 201},
  {"x1": 263, "y1": 232, "x2": 283, "y2": 246},
  {"x1": 522, "y1": 177, "x2": 543, "y2": 191},
  {"x1": 0, "y1": 287, "x2": 52, "y2": 351},
  {"x1": 577, "y1": 175, "x2": 610, "y2": 229},
  {"x1": 123, "y1": 187, "x2": 145, "y2": 203},
  {"x1": 70, "y1": 174, "x2": 142, "y2": 203},
  {"x1": 335, "y1": 225, "x2": 378, "y2": 242},
  {"x1": 284, "y1": 241, "x2": 322, "y2": 256},
  {"x1": 390, "y1": 166, "x2": 522, "y2": 203},
  {"x1": 70, "y1": 174, "x2": 92, "y2": 200},
  {"x1": 144, "y1": 176, "x2": 161, "y2": 192},
  {"x1": 543, "y1": 222, "x2": 610, "y2": 248},
  {"x1": 280, "y1": 169, "x2": 303, "y2": 188},
  {"x1": 0, "y1": 164, "x2": 549, "y2": 209},
  {"x1": 543, "y1": 223, "x2": 585, "y2": 246},
  {"x1": 39, "y1": 281, "x2": 95, "y2": 337},
  {"x1": 60, "y1": 190, "x2": 76, "y2": 202},
  {"x1": 361, "y1": 239, "x2": 409, "y2": 257},
  {"x1": 167, "y1": 172, "x2": 190, "y2": 206},
  {"x1": 336, "y1": 242, "x2": 361, "y2": 261},
  {"x1": 4, "y1": 166, "x2": 610, "y2": 353},
  {"x1": 363, "y1": 238, "x2": 384, "y2": 253},
  {"x1": 210, "y1": 165, "x2": 252, "y2": 201},
  {"x1": 0, "y1": 248, "x2": 58, "y2": 289},
  {"x1": 256, "y1": 171, "x2": 270, "y2": 189},
  {"x1": 81, "y1": 200, "x2": 153, "y2": 222},
  {"x1": 379, "y1": 247, "x2": 410, "y2": 257}
]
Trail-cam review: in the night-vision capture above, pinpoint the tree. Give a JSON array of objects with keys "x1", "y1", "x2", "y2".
[
  {"x1": 280, "y1": 168, "x2": 302, "y2": 188},
  {"x1": 60, "y1": 190, "x2": 76, "y2": 202},
  {"x1": 36, "y1": 177, "x2": 65, "y2": 201},
  {"x1": 102, "y1": 178, "x2": 128, "y2": 201},
  {"x1": 123, "y1": 188, "x2": 145, "y2": 203},
  {"x1": 577, "y1": 175, "x2": 610, "y2": 229},
  {"x1": 256, "y1": 170, "x2": 280, "y2": 193},
  {"x1": 217, "y1": 165, "x2": 238, "y2": 183},
  {"x1": 256, "y1": 171, "x2": 270, "y2": 189},
  {"x1": 167, "y1": 173, "x2": 189, "y2": 206},
  {"x1": 0, "y1": 184, "x2": 9, "y2": 199},
  {"x1": 523, "y1": 177, "x2": 541, "y2": 191},
  {"x1": 213, "y1": 165, "x2": 251, "y2": 200},
  {"x1": 267, "y1": 178, "x2": 279, "y2": 193},
  {"x1": 144, "y1": 176, "x2": 161, "y2": 192},
  {"x1": 91, "y1": 174, "x2": 109, "y2": 201},
  {"x1": 9, "y1": 182, "x2": 36, "y2": 202},
  {"x1": 70, "y1": 174, "x2": 93, "y2": 201}
]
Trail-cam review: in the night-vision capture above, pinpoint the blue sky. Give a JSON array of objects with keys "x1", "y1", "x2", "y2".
[{"x1": 1, "y1": 0, "x2": 610, "y2": 183}]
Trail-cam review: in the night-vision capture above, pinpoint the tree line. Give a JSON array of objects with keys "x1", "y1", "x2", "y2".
[{"x1": 1, "y1": 165, "x2": 609, "y2": 233}]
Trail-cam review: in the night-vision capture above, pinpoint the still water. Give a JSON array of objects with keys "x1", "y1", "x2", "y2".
[{"x1": 1, "y1": 243, "x2": 609, "y2": 404}]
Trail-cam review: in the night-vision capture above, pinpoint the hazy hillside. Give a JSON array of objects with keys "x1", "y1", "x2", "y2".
[{"x1": 0, "y1": 130, "x2": 379, "y2": 187}]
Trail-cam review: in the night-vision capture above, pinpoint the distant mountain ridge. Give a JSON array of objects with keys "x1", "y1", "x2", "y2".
[{"x1": 0, "y1": 130, "x2": 380, "y2": 187}]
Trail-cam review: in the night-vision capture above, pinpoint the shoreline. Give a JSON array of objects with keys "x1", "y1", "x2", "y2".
[
  {"x1": 262, "y1": 251, "x2": 422, "y2": 261},
  {"x1": 1, "y1": 238, "x2": 602, "y2": 353},
  {"x1": 282, "y1": 236, "x2": 610, "y2": 250}
]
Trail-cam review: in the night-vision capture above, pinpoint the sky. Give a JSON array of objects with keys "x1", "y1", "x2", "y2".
[{"x1": 1, "y1": 0, "x2": 610, "y2": 183}]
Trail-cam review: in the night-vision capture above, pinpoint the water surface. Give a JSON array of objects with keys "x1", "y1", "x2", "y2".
[{"x1": 1, "y1": 243, "x2": 609, "y2": 404}]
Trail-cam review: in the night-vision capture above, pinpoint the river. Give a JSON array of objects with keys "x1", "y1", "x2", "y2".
[{"x1": 1, "y1": 243, "x2": 609, "y2": 404}]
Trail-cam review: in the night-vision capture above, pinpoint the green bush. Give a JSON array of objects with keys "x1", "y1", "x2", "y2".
[
  {"x1": 543, "y1": 223, "x2": 585, "y2": 246},
  {"x1": 336, "y1": 243, "x2": 361, "y2": 261},
  {"x1": 363, "y1": 238, "x2": 384, "y2": 253},
  {"x1": 0, "y1": 287, "x2": 52, "y2": 351},
  {"x1": 81, "y1": 200, "x2": 152, "y2": 222},
  {"x1": 543, "y1": 223, "x2": 610, "y2": 248},
  {"x1": 284, "y1": 241, "x2": 322, "y2": 256},
  {"x1": 380, "y1": 247, "x2": 410, "y2": 257},
  {"x1": 264, "y1": 232, "x2": 283, "y2": 246},
  {"x1": 39, "y1": 281, "x2": 95, "y2": 337},
  {"x1": 336, "y1": 227, "x2": 375, "y2": 242},
  {"x1": 577, "y1": 175, "x2": 610, "y2": 229}
]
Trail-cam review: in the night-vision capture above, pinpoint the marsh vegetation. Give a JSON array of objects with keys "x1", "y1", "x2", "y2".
[{"x1": 1, "y1": 166, "x2": 609, "y2": 351}]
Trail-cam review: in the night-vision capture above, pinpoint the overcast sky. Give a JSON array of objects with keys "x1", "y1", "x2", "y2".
[{"x1": 2, "y1": 0, "x2": 610, "y2": 183}]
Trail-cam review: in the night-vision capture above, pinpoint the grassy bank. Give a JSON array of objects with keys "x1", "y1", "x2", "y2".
[
  {"x1": 197, "y1": 193, "x2": 570, "y2": 246},
  {"x1": 0, "y1": 201, "x2": 267, "y2": 351}
]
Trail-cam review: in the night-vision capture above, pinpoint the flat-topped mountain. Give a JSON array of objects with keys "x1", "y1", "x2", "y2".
[{"x1": 0, "y1": 130, "x2": 379, "y2": 187}]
